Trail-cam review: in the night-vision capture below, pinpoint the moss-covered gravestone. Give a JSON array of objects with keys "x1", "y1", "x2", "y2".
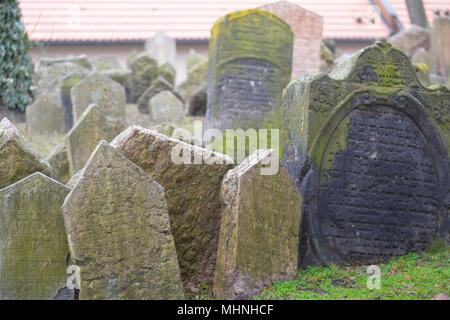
[
  {"x1": 0, "y1": 172, "x2": 70, "y2": 299},
  {"x1": 128, "y1": 52, "x2": 159, "y2": 103},
  {"x1": 203, "y1": 9, "x2": 293, "y2": 133},
  {"x1": 0, "y1": 118, "x2": 52, "y2": 189},
  {"x1": 65, "y1": 104, "x2": 126, "y2": 175},
  {"x1": 158, "y1": 62, "x2": 176, "y2": 85},
  {"x1": 46, "y1": 143, "x2": 70, "y2": 184},
  {"x1": 71, "y1": 73, "x2": 126, "y2": 123},
  {"x1": 214, "y1": 149, "x2": 302, "y2": 299},
  {"x1": 282, "y1": 40, "x2": 449, "y2": 267},
  {"x1": 137, "y1": 76, "x2": 183, "y2": 114},
  {"x1": 26, "y1": 95, "x2": 65, "y2": 135},
  {"x1": 92, "y1": 56, "x2": 121, "y2": 71},
  {"x1": 61, "y1": 72, "x2": 87, "y2": 131},
  {"x1": 62, "y1": 141, "x2": 183, "y2": 299},
  {"x1": 111, "y1": 126, "x2": 233, "y2": 293},
  {"x1": 148, "y1": 90, "x2": 184, "y2": 125}
]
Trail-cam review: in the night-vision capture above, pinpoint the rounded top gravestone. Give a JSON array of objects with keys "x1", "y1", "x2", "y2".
[{"x1": 282, "y1": 40, "x2": 449, "y2": 266}]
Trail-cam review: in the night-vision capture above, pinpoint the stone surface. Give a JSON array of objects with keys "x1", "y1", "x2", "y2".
[
  {"x1": 0, "y1": 118, "x2": 53, "y2": 189},
  {"x1": 46, "y1": 143, "x2": 70, "y2": 184},
  {"x1": 71, "y1": 73, "x2": 126, "y2": 122},
  {"x1": 258, "y1": 1, "x2": 323, "y2": 79},
  {"x1": 103, "y1": 69, "x2": 132, "y2": 102},
  {"x1": 148, "y1": 90, "x2": 184, "y2": 124},
  {"x1": 282, "y1": 40, "x2": 449, "y2": 267},
  {"x1": 214, "y1": 149, "x2": 302, "y2": 299},
  {"x1": 431, "y1": 17, "x2": 450, "y2": 81},
  {"x1": 65, "y1": 104, "x2": 126, "y2": 175},
  {"x1": 0, "y1": 172, "x2": 70, "y2": 299},
  {"x1": 111, "y1": 126, "x2": 233, "y2": 293},
  {"x1": 204, "y1": 9, "x2": 293, "y2": 133},
  {"x1": 62, "y1": 141, "x2": 183, "y2": 300},
  {"x1": 128, "y1": 53, "x2": 159, "y2": 103},
  {"x1": 389, "y1": 25, "x2": 431, "y2": 57},
  {"x1": 158, "y1": 62, "x2": 176, "y2": 85},
  {"x1": 38, "y1": 55, "x2": 92, "y2": 71},
  {"x1": 137, "y1": 76, "x2": 183, "y2": 114},
  {"x1": 187, "y1": 49, "x2": 207, "y2": 72},
  {"x1": 26, "y1": 95, "x2": 65, "y2": 135},
  {"x1": 188, "y1": 83, "x2": 207, "y2": 116},
  {"x1": 145, "y1": 31, "x2": 176, "y2": 66},
  {"x1": 92, "y1": 56, "x2": 121, "y2": 71},
  {"x1": 61, "y1": 72, "x2": 87, "y2": 131}
]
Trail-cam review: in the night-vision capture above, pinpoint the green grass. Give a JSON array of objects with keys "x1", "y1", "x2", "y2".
[{"x1": 255, "y1": 247, "x2": 449, "y2": 300}]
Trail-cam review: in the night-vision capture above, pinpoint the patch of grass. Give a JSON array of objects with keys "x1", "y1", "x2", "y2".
[{"x1": 255, "y1": 247, "x2": 449, "y2": 300}]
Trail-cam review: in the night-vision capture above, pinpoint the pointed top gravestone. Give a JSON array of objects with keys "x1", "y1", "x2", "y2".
[
  {"x1": 282, "y1": 40, "x2": 449, "y2": 266},
  {"x1": 145, "y1": 31, "x2": 176, "y2": 67},
  {"x1": 60, "y1": 72, "x2": 87, "y2": 132},
  {"x1": 0, "y1": 172, "x2": 70, "y2": 299},
  {"x1": 26, "y1": 95, "x2": 65, "y2": 135},
  {"x1": 62, "y1": 141, "x2": 184, "y2": 300},
  {"x1": 71, "y1": 73, "x2": 126, "y2": 122},
  {"x1": 0, "y1": 118, "x2": 53, "y2": 189},
  {"x1": 148, "y1": 90, "x2": 184, "y2": 125}
]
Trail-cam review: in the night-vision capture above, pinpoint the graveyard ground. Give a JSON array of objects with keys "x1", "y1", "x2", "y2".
[{"x1": 191, "y1": 246, "x2": 449, "y2": 300}]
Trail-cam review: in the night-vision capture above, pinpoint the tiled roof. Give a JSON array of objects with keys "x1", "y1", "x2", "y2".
[{"x1": 18, "y1": 0, "x2": 449, "y2": 42}]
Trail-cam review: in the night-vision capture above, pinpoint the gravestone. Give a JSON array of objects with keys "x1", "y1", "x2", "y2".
[
  {"x1": 214, "y1": 149, "x2": 302, "y2": 299},
  {"x1": 26, "y1": 95, "x2": 65, "y2": 135},
  {"x1": 103, "y1": 69, "x2": 132, "y2": 102},
  {"x1": 188, "y1": 83, "x2": 207, "y2": 116},
  {"x1": 62, "y1": 141, "x2": 183, "y2": 300},
  {"x1": 187, "y1": 49, "x2": 207, "y2": 72},
  {"x1": 158, "y1": 62, "x2": 176, "y2": 85},
  {"x1": 61, "y1": 72, "x2": 87, "y2": 131},
  {"x1": 282, "y1": 40, "x2": 449, "y2": 267},
  {"x1": 258, "y1": 1, "x2": 323, "y2": 79},
  {"x1": 65, "y1": 104, "x2": 126, "y2": 175},
  {"x1": 46, "y1": 143, "x2": 70, "y2": 184},
  {"x1": 148, "y1": 90, "x2": 184, "y2": 125},
  {"x1": 145, "y1": 31, "x2": 176, "y2": 67},
  {"x1": 389, "y1": 25, "x2": 431, "y2": 57},
  {"x1": 431, "y1": 18, "x2": 450, "y2": 81},
  {"x1": 38, "y1": 55, "x2": 92, "y2": 71},
  {"x1": 92, "y1": 56, "x2": 121, "y2": 71},
  {"x1": 111, "y1": 126, "x2": 233, "y2": 293},
  {"x1": 0, "y1": 172, "x2": 70, "y2": 299},
  {"x1": 0, "y1": 118, "x2": 52, "y2": 189},
  {"x1": 137, "y1": 76, "x2": 183, "y2": 114},
  {"x1": 71, "y1": 73, "x2": 126, "y2": 122},
  {"x1": 177, "y1": 59, "x2": 208, "y2": 107},
  {"x1": 128, "y1": 53, "x2": 159, "y2": 103},
  {"x1": 204, "y1": 9, "x2": 293, "y2": 133}
]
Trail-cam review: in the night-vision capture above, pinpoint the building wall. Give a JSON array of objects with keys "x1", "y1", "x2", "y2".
[{"x1": 30, "y1": 41, "x2": 369, "y2": 84}]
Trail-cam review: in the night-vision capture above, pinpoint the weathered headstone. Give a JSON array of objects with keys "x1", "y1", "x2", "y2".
[
  {"x1": 62, "y1": 141, "x2": 183, "y2": 299},
  {"x1": 103, "y1": 69, "x2": 132, "y2": 102},
  {"x1": 0, "y1": 118, "x2": 52, "y2": 189},
  {"x1": 71, "y1": 73, "x2": 126, "y2": 122},
  {"x1": 145, "y1": 31, "x2": 176, "y2": 67},
  {"x1": 431, "y1": 17, "x2": 450, "y2": 81},
  {"x1": 128, "y1": 53, "x2": 159, "y2": 103},
  {"x1": 389, "y1": 25, "x2": 431, "y2": 57},
  {"x1": 148, "y1": 90, "x2": 184, "y2": 125},
  {"x1": 61, "y1": 72, "x2": 87, "y2": 131},
  {"x1": 177, "y1": 59, "x2": 208, "y2": 107},
  {"x1": 204, "y1": 9, "x2": 293, "y2": 133},
  {"x1": 65, "y1": 104, "x2": 126, "y2": 175},
  {"x1": 214, "y1": 149, "x2": 302, "y2": 299},
  {"x1": 0, "y1": 172, "x2": 70, "y2": 299},
  {"x1": 282, "y1": 40, "x2": 449, "y2": 266},
  {"x1": 187, "y1": 49, "x2": 207, "y2": 72},
  {"x1": 92, "y1": 56, "x2": 121, "y2": 71},
  {"x1": 26, "y1": 95, "x2": 65, "y2": 135},
  {"x1": 188, "y1": 83, "x2": 207, "y2": 116},
  {"x1": 38, "y1": 55, "x2": 92, "y2": 71},
  {"x1": 158, "y1": 62, "x2": 176, "y2": 85},
  {"x1": 137, "y1": 76, "x2": 183, "y2": 114},
  {"x1": 46, "y1": 143, "x2": 70, "y2": 184},
  {"x1": 111, "y1": 126, "x2": 233, "y2": 293},
  {"x1": 259, "y1": 1, "x2": 323, "y2": 79}
]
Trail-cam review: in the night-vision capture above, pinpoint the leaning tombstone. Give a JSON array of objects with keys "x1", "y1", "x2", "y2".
[
  {"x1": 65, "y1": 104, "x2": 126, "y2": 175},
  {"x1": 111, "y1": 126, "x2": 233, "y2": 293},
  {"x1": 258, "y1": 1, "x2": 323, "y2": 79},
  {"x1": 0, "y1": 172, "x2": 70, "y2": 299},
  {"x1": 282, "y1": 39, "x2": 449, "y2": 267},
  {"x1": 145, "y1": 31, "x2": 176, "y2": 67},
  {"x1": 26, "y1": 95, "x2": 65, "y2": 135},
  {"x1": 46, "y1": 143, "x2": 71, "y2": 184},
  {"x1": 71, "y1": 73, "x2": 126, "y2": 122},
  {"x1": 62, "y1": 141, "x2": 184, "y2": 300},
  {"x1": 204, "y1": 9, "x2": 293, "y2": 134},
  {"x1": 103, "y1": 69, "x2": 132, "y2": 102},
  {"x1": 148, "y1": 90, "x2": 184, "y2": 125},
  {"x1": 61, "y1": 72, "x2": 87, "y2": 131},
  {"x1": 214, "y1": 149, "x2": 302, "y2": 299},
  {"x1": 137, "y1": 76, "x2": 183, "y2": 114},
  {"x1": 0, "y1": 118, "x2": 53, "y2": 189}
]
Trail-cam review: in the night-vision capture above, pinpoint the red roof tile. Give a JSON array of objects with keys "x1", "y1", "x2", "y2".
[{"x1": 18, "y1": 0, "x2": 449, "y2": 42}]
